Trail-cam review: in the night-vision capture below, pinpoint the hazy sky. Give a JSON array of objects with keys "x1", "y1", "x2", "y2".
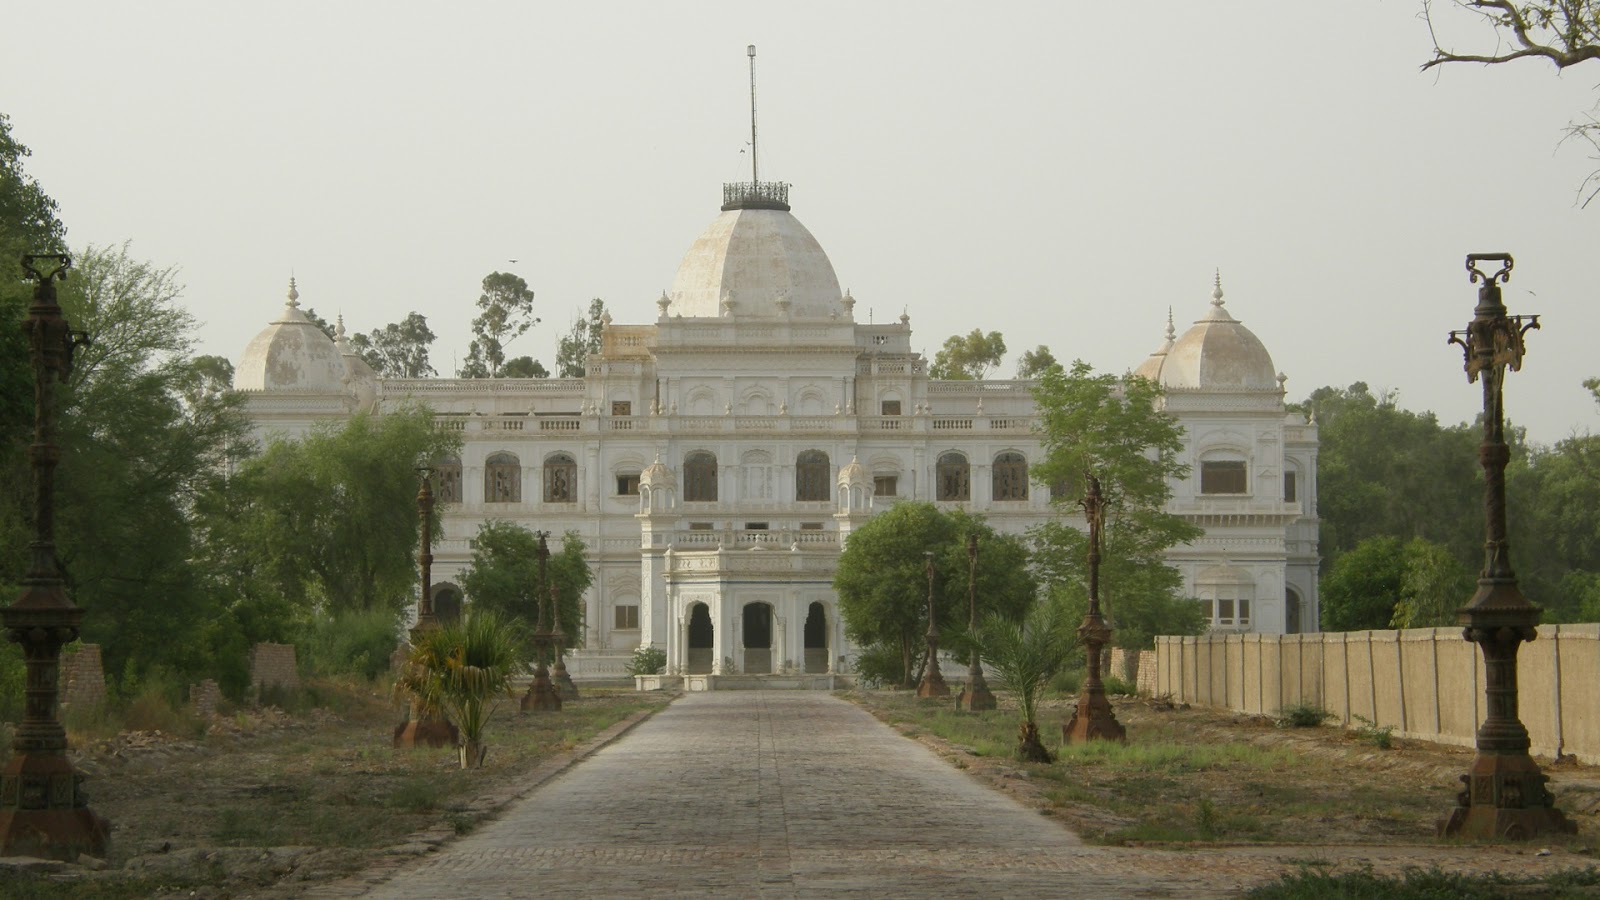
[{"x1": 4, "y1": 2, "x2": 1597, "y2": 443}]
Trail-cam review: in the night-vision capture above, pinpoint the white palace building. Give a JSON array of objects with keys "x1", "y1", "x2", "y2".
[{"x1": 232, "y1": 179, "x2": 1320, "y2": 682}]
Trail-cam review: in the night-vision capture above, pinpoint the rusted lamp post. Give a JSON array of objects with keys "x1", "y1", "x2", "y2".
[
  {"x1": 1064, "y1": 474, "x2": 1125, "y2": 743},
  {"x1": 394, "y1": 466, "x2": 458, "y2": 748},
  {"x1": 521, "y1": 532, "x2": 561, "y2": 712},
  {"x1": 956, "y1": 533, "x2": 995, "y2": 711},
  {"x1": 916, "y1": 550, "x2": 949, "y2": 698},
  {"x1": 550, "y1": 579, "x2": 578, "y2": 701},
  {"x1": 1438, "y1": 253, "x2": 1574, "y2": 840},
  {"x1": 0, "y1": 254, "x2": 111, "y2": 861}
]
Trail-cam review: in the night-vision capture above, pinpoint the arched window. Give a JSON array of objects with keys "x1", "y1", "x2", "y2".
[
  {"x1": 434, "y1": 456, "x2": 462, "y2": 503},
  {"x1": 992, "y1": 451, "x2": 1028, "y2": 501},
  {"x1": 684, "y1": 451, "x2": 718, "y2": 502},
  {"x1": 796, "y1": 450, "x2": 830, "y2": 502},
  {"x1": 485, "y1": 452, "x2": 521, "y2": 503},
  {"x1": 544, "y1": 452, "x2": 577, "y2": 503},
  {"x1": 937, "y1": 451, "x2": 970, "y2": 501}
]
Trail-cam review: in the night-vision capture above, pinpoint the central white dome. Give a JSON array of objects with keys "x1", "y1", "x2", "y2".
[{"x1": 667, "y1": 204, "x2": 844, "y2": 319}]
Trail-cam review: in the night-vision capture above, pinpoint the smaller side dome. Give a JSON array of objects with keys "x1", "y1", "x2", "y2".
[
  {"x1": 1132, "y1": 308, "x2": 1177, "y2": 382},
  {"x1": 640, "y1": 455, "x2": 674, "y2": 488},
  {"x1": 1160, "y1": 275, "x2": 1279, "y2": 391},
  {"x1": 234, "y1": 279, "x2": 350, "y2": 393},
  {"x1": 334, "y1": 315, "x2": 380, "y2": 412},
  {"x1": 837, "y1": 456, "x2": 869, "y2": 488}
]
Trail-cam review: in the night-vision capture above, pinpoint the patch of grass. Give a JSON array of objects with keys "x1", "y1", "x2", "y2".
[
  {"x1": 385, "y1": 775, "x2": 444, "y2": 813},
  {"x1": 1243, "y1": 865, "x2": 1600, "y2": 899},
  {"x1": 1, "y1": 873, "x2": 229, "y2": 900},
  {"x1": 1058, "y1": 739, "x2": 1297, "y2": 773}
]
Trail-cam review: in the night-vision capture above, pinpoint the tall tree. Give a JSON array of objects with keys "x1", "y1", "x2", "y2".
[
  {"x1": 0, "y1": 112, "x2": 65, "y2": 257},
  {"x1": 555, "y1": 298, "x2": 607, "y2": 378},
  {"x1": 500, "y1": 356, "x2": 549, "y2": 379},
  {"x1": 1422, "y1": 1, "x2": 1600, "y2": 204},
  {"x1": 930, "y1": 329, "x2": 1006, "y2": 380},
  {"x1": 45, "y1": 244, "x2": 255, "y2": 686},
  {"x1": 1029, "y1": 362, "x2": 1204, "y2": 650},
  {"x1": 459, "y1": 271, "x2": 539, "y2": 378},
  {"x1": 459, "y1": 523, "x2": 589, "y2": 651},
  {"x1": 834, "y1": 502, "x2": 1035, "y2": 687},
  {"x1": 351, "y1": 311, "x2": 437, "y2": 377},
  {"x1": 1015, "y1": 345, "x2": 1058, "y2": 379},
  {"x1": 1300, "y1": 383, "x2": 1483, "y2": 572},
  {"x1": 202, "y1": 405, "x2": 460, "y2": 618}
]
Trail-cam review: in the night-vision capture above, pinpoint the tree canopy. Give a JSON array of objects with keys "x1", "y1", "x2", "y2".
[
  {"x1": 930, "y1": 329, "x2": 1006, "y2": 380},
  {"x1": 834, "y1": 503, "x2": 1036, "y2": 687},
  {"x1": 555, "y1": 298, "x2": 607, "y2": 378},
  {"x1": 460, "y1": 271, "x2": 540, "y2": 378},
  {"x1": 202, "y1": 406, "x2": 460, "y2": 620},
  {"x1": 351, "y1": 312, "x2": 437, "y2": 378},
  {"x1": 1015, "y1": 345, "x2": 1058, "y2": 380},
  {"x1": 1029, "y1": 362, "x2": 1204, "y2": 649},
  {"x1": 458, "y1": 523, "x2": 589, "y2": 653}
]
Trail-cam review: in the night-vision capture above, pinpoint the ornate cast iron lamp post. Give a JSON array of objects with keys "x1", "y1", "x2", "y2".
[
  {"x1": 521, "y1": 532, "x2": 561, "y2": 712},
  {"x1": 395, "y1": 466, "x2": 457, "y2": 748},
  {"x1": 916, "y1": 550, "x2": 949, "y2": 698},
  {"x1": 956, "y1": 534, "x2": 995, "y2": 711},
  {"x1": 0, "y1": 255, "x2": 111, "y2": 861},
  {"x1": 550, "y1": 580, "x2": 578, "y2": 701},
  {"x1": 1438, "y1": 253, "x2": 1573, "y2": 840},
  {"x1": 1064, "y1": 474, "x2": 1125, "y2": 743}
]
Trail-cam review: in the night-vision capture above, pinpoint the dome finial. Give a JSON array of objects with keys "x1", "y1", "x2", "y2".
[
  {"x1": 334, "y1": 314, "x2": 347, "y2": 340},
  {"x1": 1211, "y1": 269, "x2": 1225, "y2": 306},
  {"x1": 1165, "y1": 306, "x2": 1176, "y2": 341},
  {"x1": 287, "y1": 277, "x2": 300, "y2": 308}
]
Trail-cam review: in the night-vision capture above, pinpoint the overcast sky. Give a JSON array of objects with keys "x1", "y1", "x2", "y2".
[{"x1": 4, "y1": 2, "x2": 1597, "y2": 443}]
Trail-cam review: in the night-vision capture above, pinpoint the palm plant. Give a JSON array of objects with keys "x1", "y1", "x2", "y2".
[
  {"x1": 396, "y1": 608, "x2": 529, "y2": 768},
  {"x1": 972, "y1": 600, "x2": 1076, "y2": 763}
]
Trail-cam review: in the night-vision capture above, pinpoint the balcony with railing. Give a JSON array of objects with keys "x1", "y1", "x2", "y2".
[{"x1": 722, "y1": 181, "x2": 791, "y2": 211}]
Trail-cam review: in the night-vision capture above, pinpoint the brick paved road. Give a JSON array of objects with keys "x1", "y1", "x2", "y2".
[{"x1": 356, "y1": 692, "x2": 1238, "y2": 898}]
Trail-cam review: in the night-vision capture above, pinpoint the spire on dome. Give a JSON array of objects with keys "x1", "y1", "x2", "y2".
[
  {"x1": 334, "y1": 314, "x2": 348, "y2": 341},
  {"x1": 723, "y1": 45, "x2": 790, "y2": 211},
  {"x1": 1212, "y1": 269, "x2": 1225, "y2": 307},
  {"x1": 1165, "y1": 306, "x2": 1176, "y2": 342},
  {"x1": 287, "y1": 277, "x2": 300, "y2": 309}
]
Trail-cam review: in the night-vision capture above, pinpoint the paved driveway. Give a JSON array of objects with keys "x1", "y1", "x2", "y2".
[{"x1": 354, "y1": 692, "x2": 1257, "y2": 898}]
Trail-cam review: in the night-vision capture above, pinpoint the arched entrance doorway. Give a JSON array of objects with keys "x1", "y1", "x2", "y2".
[
  {"x1": 1286, "y1": 587, "x2": 1303, "y2": 634},
  {"x1": 804, "y1": 602, "x2": 828, "y2": 673},
  {"x1": 687, "y1": 603, "x2": 714, "y2": 674},
  {"x1": 431, "y1": 584, "x2": 463, "y2": 624},
  {"x1": 742, "y1": 602, "x2": 773, "y2": 674}
]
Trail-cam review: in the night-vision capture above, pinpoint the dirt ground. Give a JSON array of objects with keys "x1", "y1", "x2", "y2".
[
  {"x1": 852, "y1": 689, "x2": 1600, "y2": 850},
  {"x1": 9, "y1": 688, "x2": 1600, "y2": 897}
]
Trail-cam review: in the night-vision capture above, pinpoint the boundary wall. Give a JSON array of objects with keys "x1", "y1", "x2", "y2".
[{"x1": 1155, "y1": 625, "x2": 1600, "y2": 764}]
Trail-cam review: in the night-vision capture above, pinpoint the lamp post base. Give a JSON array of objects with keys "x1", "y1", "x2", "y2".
[
  {"x1": 956, "y1": 665, "x2": 996, "y2": 711},
  {"x1": 553, "y1": 658, "x2": 579, "y2": 701},
  {"x1": 1438, "y1": 751, "x2": 1576, "y2": 840},
  {"x1": 0, "y1": 753, "x2": 110, "y2": 862},
  {"x1": 392, "y1": 716, "x2": 458, "y2": 749},
  {"x1": 521, "y1": 667, "x2": 561, "y2": 712},
  {"x1": 1063, "y1": 687, "x2": 1126, "y2": 743}
]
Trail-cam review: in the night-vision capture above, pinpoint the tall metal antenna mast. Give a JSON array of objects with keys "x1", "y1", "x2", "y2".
[{"x1": 747, "y1": 44, "x2": 758, "y2": 185}]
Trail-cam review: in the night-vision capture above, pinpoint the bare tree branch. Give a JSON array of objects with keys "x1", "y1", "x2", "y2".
[{"x1": 1422, "y1": 0, "x2": 1600, "y2": 70}]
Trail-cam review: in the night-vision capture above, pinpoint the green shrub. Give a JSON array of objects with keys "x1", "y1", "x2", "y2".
[
  {"x1": 1050, "y1": 666, "x2": 1083, "y2": 695},
  {"x1": 1351, "y1": 714, "x2": 1395, "y2": 750},
  {"x1": 298, "y1": 608, "x2": 404, "y2": 681},
  {"x1": 850, "y1": 644, "x2": 908, "y2": 689},
  {"x1": 1275, "y1": 703, "x2": 1332, "y2": 728},
  {"x1": 1103, "y1": 674, "x2": 1135, "y2": 695},
  {"x1": 122, "y1": 671, "x2": 204, "y2": 738},
  {"x1": 624, "y1": 644, "x2": 666, "y2": 676}
]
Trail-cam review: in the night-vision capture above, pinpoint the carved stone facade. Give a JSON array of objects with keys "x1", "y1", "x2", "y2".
[{"x1": 233, "y1": 186, "x2": 1320, "y2": 678}]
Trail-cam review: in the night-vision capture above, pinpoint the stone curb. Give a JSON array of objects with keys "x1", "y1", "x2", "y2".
[{"x1": 301, "y1": 694, "x2": 678, "y2": 898}]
